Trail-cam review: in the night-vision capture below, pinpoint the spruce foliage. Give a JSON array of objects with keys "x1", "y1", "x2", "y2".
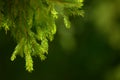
[{"x1": 0, "y1": 0, "x2": 84, "y2": 72}]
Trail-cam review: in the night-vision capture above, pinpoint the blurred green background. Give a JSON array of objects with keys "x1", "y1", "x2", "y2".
[{"x1": 1, "y1": 0, "x2": 120, "y2": 80}]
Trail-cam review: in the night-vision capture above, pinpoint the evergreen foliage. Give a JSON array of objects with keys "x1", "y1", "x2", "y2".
[{"x1": 0, "y1": 0, "x2": 84, "y2": 72}]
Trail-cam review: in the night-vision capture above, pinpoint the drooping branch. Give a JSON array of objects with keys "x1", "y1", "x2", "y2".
[{"x1": 0, "y1": 0, "x2": 84, "y2": 72}]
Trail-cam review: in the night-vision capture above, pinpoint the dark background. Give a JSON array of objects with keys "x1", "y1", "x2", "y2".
[{"x1": 1, "y1": 0, "x2": 120, "y2": 80}]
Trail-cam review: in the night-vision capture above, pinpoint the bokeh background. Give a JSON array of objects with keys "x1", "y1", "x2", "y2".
[{"x1": 1, "y1": 0, "x2": 120, "y2": 80}]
